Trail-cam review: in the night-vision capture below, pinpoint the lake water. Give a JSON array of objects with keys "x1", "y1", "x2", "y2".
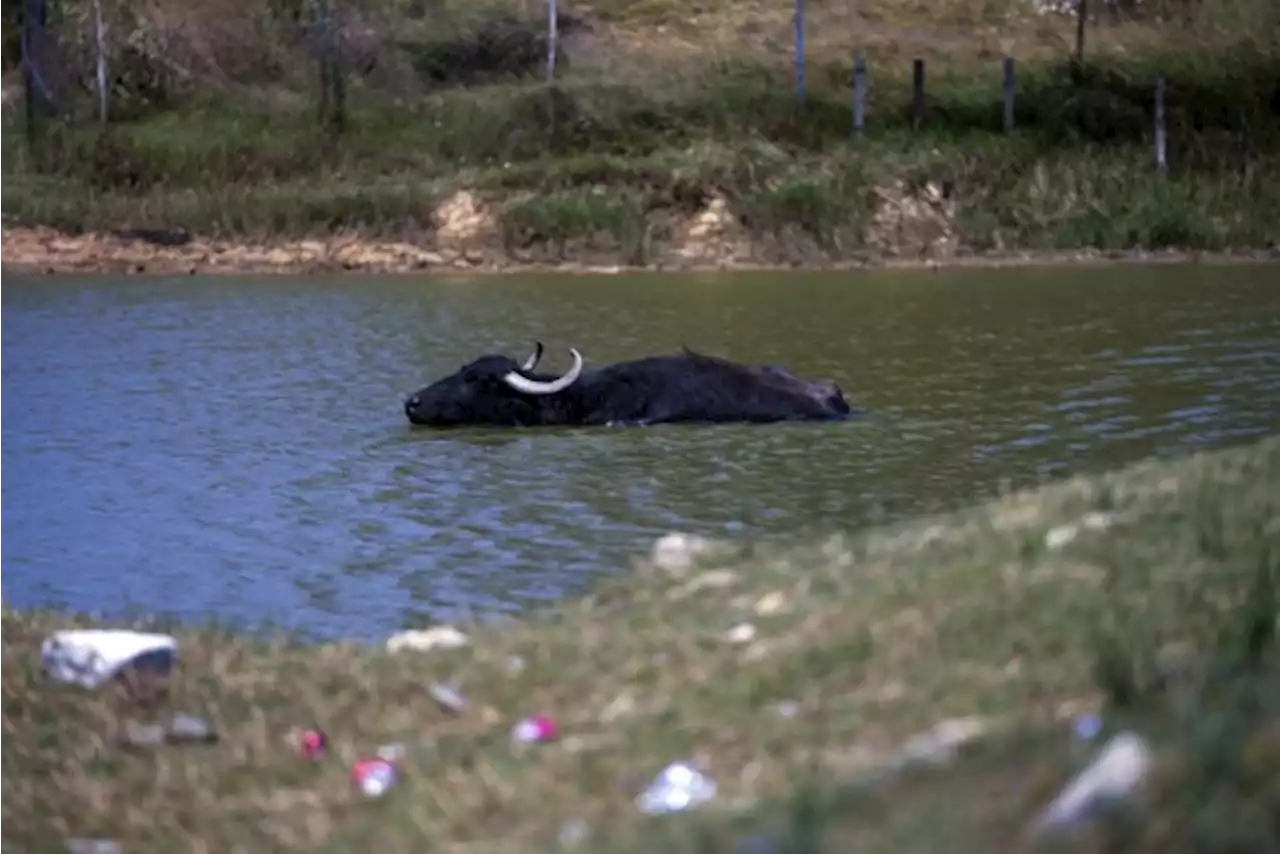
[{"x1": 3, "y1": 265, "x2": 1278, "y2": 640}]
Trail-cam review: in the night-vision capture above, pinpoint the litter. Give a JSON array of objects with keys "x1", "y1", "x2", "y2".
[
  {"x1": 351, "y1": 757, "x2": 399, "y2": 797},
  {"x1": 43, "y1": 630, "x2": 177, "y2": 689},
  {"x1": 121, "y1": 714, "x2": 217, "y2": 747},
  {"x1": 1030, "y1": 731, "x2": 1154, "y2": 834},
  {"x1": 300, "y1": 729, "x2": 327, "y2": 759},
  {"x1": 635, "y1": 761, "x2": 717, "y2": 814},
  {"x1": 65, "y1": 840, "x2": 122, "y2": 854},
  {"x1": 510, "y1": 715, "x2": 558, "y2": 744},
  {"x1": 428, "y1": 682, "x2": 468, "y2": 713}
]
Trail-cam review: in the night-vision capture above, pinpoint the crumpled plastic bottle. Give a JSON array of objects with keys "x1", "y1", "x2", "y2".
[{"x1": 635, "y1": 761, "x2": 717, "y2": 814}]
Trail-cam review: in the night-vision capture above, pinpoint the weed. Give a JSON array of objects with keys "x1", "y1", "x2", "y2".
[{"x1": 501, "y1": 189, "x2": 645, "y2": 258}]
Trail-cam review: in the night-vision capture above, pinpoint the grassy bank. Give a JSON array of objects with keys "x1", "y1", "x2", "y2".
[
  {"x1": 3, "y1": 0, "x2": 1280, "y2": 269},
  {"x1": 4, "y1": 435, "x2": 1278, "y2": 852}
]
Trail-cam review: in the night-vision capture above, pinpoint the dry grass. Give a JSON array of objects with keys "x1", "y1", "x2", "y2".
[
  {"x1": 4, "y1": 435, "x2": 1278, "y2": 853},
  {"x1": 557, "y1": 0, "x2": 1279, "y2": 70},
  {"x1": 19, "y1": 0, "x2": 1276, "y2": 102}
]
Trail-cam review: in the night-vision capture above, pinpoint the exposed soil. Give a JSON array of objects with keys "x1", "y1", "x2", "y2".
[
  {"x1": 5, "y1": 224, "x2": 1276, "y2": 276},
  {"x1": 3, "y1": 185, "x2": 1276, "y2": 276}
]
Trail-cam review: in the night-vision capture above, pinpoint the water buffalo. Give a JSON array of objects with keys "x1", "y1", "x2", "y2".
[{"x1": 403, "y1": 341, "x2": 855, "y2": 428}]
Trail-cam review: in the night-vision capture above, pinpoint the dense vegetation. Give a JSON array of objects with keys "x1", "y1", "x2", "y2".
[{"x1": 3, "y1": 0, "x2": 1279, "y2": 263}]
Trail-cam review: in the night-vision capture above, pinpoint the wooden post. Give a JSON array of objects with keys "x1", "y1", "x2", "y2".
[
  {"x1": 316, "y1": 0, "x2": 330, "y2": 127},
  {"x1": 331, "y1": 6, "x2": 345, "y2": 136},
  {"x1": 328, "y1": 26, "x2": 345, "y2": 138},
  {"x1": 546, "y1": 0, "x2": 560, "y2": 150},
  {"x1": 1002, "y1": 56, "x2": 1015, "y2": 132},
  {"x1": 794, "y1": 0, "x2": 806, "y2": 100},
  {"x1": 1154, "y1": 74, "x2": 1167, "y2": 173},
  {"x1": 314, "y1": 0, "x2": 344, "y2": 137},
  {"x1": 1075, "y1": 0, "x2": 1088, "y2": 65},
  {"x1": 911, "y1": 58, "x2": 924, "y2": 131},
  {"x1": 21, "y1": 0, "x2": 50, "y2": 164},
  {"x1": 852, "y1": 52, "x2": 867, "y2": 135},
  {"x1": 546, "y1": 0, "x2": 558, "y2": 85}
]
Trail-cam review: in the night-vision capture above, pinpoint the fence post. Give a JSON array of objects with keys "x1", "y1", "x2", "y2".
[
  {"x1": 546, "y1": 0, "x2": 558, "y2": 85},
  {"x1": 93, "y1": 0, "x2": 108, "y2": 125},
  {"x1": 315, "y1": 0, "x2": 344, "y2": 137},
  {"x1": 22, "y1": 0, "x2": 50, "y2": 161},
  {"x1": 316, "y1": 0, "x2": 327, "y2": 126},
  {"x1": 328, "y1": 4, "x2": 345, "y2": 137},
  {"x1": 1154, "y1": 74, "x2": 1167, "y2": 173},
  {"x1": 1002, "y1": 56, "x2": 1015, "y2": 132},
  {"x1": 794, "y1": 0, "x2": 805, "y2": 100},
  {"x1": 911, "y1": 58, "x2": 924, "y2": 131},
  {"x1": 1075, "y1": 0, "x2": 1088, "y2": 65},
  {"x1": 316, "y1": 0, "x2": 329, "y2": 128},
  {"x1": 852, "y1": 52, "x2": 866, "y2": 135}
]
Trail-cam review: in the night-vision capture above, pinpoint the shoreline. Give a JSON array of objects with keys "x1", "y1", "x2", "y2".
[
  {"x1": 3, "y1": 225, "x2": 1278, "y2": 277},
  {"x1": 4, "y1": 436, "x2": 1277, "y2": 851}
]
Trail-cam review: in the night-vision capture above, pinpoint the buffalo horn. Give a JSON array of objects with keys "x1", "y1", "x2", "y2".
[
  {"x1": 520, "y1": 341, "x2": 544, "y2": 372},
  {"x1": 503, "y1": 348, "x2": 584, "y2": 395}
]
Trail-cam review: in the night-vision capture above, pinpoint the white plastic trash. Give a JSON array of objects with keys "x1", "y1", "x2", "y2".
[
  {"x1": 42, "y1": 629, "x2": 178, "y2": 689},
  {"x1": 1030, "y1": 731, "x2": 1154, "y2": 834},
  {"x1": 635, "y1": 761, "x2": 717, "y2": 814}
]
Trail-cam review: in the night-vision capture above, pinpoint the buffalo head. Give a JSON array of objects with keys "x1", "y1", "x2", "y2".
[{"x1": 404, "y1": 341, "x2": 584, "y2": 427}]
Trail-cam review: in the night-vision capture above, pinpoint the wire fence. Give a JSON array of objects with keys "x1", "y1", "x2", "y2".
[{"x1": 6, "y1": 0, "x2": 1267, "y2": 173}]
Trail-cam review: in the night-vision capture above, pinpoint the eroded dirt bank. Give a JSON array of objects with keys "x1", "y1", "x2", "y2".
[{"x1": 3, "y1": 187, "x2": 1277, "y2": 277}]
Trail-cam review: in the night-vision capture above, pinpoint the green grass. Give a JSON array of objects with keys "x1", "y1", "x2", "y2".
[
  {"x1": 5, "y1": 435, "x2": 1278, "y2": 853},
  {"x1": 7, "y1": 132, "x2": 1277, "y2": 262}
]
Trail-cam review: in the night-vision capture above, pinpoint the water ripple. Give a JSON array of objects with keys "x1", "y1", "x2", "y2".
[{"x1": 4, "y1": 267, "x2": 1279, "y2": 639}]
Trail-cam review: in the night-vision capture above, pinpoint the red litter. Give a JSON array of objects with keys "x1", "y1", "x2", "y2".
[
  {"x1": 351, "y1": 757, "x2": 399, "y2": 797},
  {"x1": 511, "y1": 715, "x2": 559, "y2": 744},
  {"x1": 300, "y1": 728, "x2": 327, "y2": 759}
]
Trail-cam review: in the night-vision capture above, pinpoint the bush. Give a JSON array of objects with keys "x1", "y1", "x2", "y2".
[{"x1": 400, "y1": 6, "x2": 590, "y2": 87}]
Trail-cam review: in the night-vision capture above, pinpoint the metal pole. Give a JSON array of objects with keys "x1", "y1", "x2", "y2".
[
  {"x1": 94, "y1": 0, "x2": 108, "y2": 124},
  {"x1": 852, "y1": 52, "x2": 866, "y2": 135},
  {"x1": 1154, "y1": 74, "x2": 1167, "y2": 173},
  {"x1": 794, "y1": 0, "x2": 805, "y2": 99},
  {"x1": 911, "y1": 58, "x2": 924, "y2": 131},
  {"x1": 1002, "y1": 56, "x2": 1015, "y2": 132},
  {"x1": 547, "y1": 0, "x2": 558, "y2": 85}
]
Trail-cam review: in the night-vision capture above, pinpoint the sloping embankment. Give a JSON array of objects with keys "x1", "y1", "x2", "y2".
[{"x1": 4, "y1": 435, "x2": 1277, "y2": 852}]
